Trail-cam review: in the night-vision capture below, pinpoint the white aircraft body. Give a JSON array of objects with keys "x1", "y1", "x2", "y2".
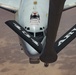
[
  {"x1": 0, "y1": 0, "x2": 76, "y2": 65},
  {"x1": 17, "y1": 0, "x2": 49, "y2": 57}
]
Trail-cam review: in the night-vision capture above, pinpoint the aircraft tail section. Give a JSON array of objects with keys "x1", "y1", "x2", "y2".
[
  {"x1": 63, "y1": 5, "x2": 76, "y2": 11},
  {"x1": 5, "y1": 20, "x2": 42, "y2": 53},
  {"x1": 0, "y1": 0, "x2": 21, "y2": 13},
  {"x1": 64, "y1": 0, "x2": 76, "y2": 11},
  {"x1": 0, "y1": 7, "x2": 16, "y2": 13}
]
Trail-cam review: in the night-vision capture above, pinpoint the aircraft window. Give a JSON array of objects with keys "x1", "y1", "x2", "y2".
[
  {"x1": 40, "y1": 27, "x2": 43, "y2": 30},
  {"x1": 36, "y1": 32, "x2": 44, "y2": 37},
  {"x1": 25, "y1": 27, "x2": 26, "y2": 29},
  {"x1": 27, "y1": 27, "x2": 30, "y2": 30},
  {"x1": 36, "y1": 32, "x2": 44, "y2": 42},
  {"x1": 28, "y1": 32, "x2": 34, "y2": 36}
]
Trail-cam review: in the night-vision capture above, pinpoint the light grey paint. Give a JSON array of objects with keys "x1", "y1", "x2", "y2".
[{"x1": 0, "y1": 0, "x2": 21, "y2": 11}]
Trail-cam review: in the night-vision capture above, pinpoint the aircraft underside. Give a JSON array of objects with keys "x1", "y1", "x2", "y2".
[{"x1": 0, "y1": 0, "x2": 76, "y2": 67}]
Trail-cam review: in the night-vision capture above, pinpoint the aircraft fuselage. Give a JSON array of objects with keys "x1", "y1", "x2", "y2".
[{"x1": 15, "y1": 0, "x2": 49, "y2": 58}]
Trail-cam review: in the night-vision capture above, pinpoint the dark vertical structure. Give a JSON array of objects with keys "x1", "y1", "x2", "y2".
[{"x1": 40, "y1": 0, "x2": 66, "y2": 63}]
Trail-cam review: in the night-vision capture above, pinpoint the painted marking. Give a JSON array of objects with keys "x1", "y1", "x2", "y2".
[
  {"x1": 13, "y1": 22, "x2": 39, "y2": 46},
  {"x1": 14, "y1": 23, "x2": 21, "y2": 30},
  {"x1": 58, "y1": 27, "x2": 76, "y2": 46},
  {"x1": 22, "y1": 31, "x2": 31, "y2": 38},
  {"x1": 31, "y1": 38, "x2": 39, "y2": 46}
]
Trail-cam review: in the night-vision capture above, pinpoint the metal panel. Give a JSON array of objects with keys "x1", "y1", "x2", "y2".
[{"x1": 0, "y1": 0, "x2": 21, "y2": 11}]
